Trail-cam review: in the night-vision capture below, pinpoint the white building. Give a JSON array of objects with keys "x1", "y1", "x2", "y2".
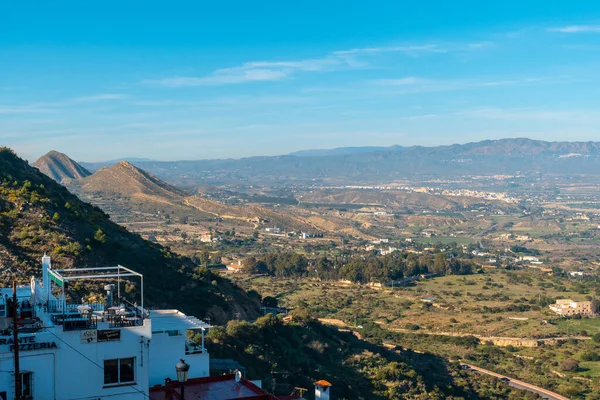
[
  {"x1": 549, "y1": 299, "x2": 594, "y2": 316},
  {"x1": 520, "y1": 256, "x2": 540, "y2": 263},
  {"x1": 371, "y1": 239, "x2": 389, "y2": 245},
  {"x1": 380, "y1": 247, "x2": 398, "y2": 256},
  {"x1": 226, "y1": 260, "x2": 245, "y2": 273},
  {"x1": 0, "y1": 255, "x2": 210, "y2": 400}
]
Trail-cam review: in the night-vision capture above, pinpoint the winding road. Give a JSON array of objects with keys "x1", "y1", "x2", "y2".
[
  {"x1": 462, "y1": 363, "x2": 569, "y2": 400},
  {"x1": 320, "y1": 319, "x2": 571, "y2": 399}
]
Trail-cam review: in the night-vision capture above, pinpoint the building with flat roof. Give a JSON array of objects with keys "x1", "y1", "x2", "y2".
[
  {"x1": 0, "y1": 254, "x2": 210, "y2": 399},
  {"x1": 549, "y1": 299, "x2": 594, "y2": 316}
]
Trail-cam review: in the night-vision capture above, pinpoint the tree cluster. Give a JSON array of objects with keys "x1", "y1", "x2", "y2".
[{"x1": 245, "y1": 250, "x2": 476, "y2": 284}]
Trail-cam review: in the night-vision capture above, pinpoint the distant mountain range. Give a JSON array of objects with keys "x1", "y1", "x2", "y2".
[
  {"x1": 33, "y1": 150, "x2": 92, "y2": 182},
  {"x1": 76, "y1": 138, "x2": 600, "y2": 186},
  {"x1": 289, "y1": 146, "x2": 399, "y2": 157},
  {"x1": 290, "y1": 139, "x2": 600, "y2": 157}
]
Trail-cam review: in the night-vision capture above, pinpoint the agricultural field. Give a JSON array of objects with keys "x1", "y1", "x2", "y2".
[
  {"x1": 232, "y1": 270, "x2": 600, "y2": 398},
  {"x1": 233, "y1": 269, "x2": 600, "y2": 339}
]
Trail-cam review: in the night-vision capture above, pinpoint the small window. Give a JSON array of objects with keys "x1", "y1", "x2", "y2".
[
  {"x1": 104, "y1": 357, "x2": 135, "y2": 385},
  {"x1": 120, "y1": 358, "x2": 135, "y2": 383},
  {"x1": 21, "y1": 372, "x2": 33, "y2": 397}
]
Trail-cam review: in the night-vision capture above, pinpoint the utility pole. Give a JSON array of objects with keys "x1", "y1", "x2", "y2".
[
  {"x1": 13, "y1": 281, "x2": 22, "y2": 400},
  {"x1": 271, "y1": 369, "x2": 276, "y2": 394}
]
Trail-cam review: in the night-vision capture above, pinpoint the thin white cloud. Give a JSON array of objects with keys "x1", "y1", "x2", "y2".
[
  {"x1": 0, "y1": 93, "x2": 129, "y2": 115},
  {"x1": 374, "y1": 76, "x2": 548, "y2": 92},
  {"x1": 239, "y1": 58, "x2": 342, "y2": 71},
  {"x1": 548, "y1": 25, "x2": 600, "y2": 33},
  {"x1": 149, "y1": 41, "x2": 489, "y2": 87},
  {"x1": 0, "y1": 105, "x2": 54, "y2": 115},
  {"x1": 156, "y1": 69, "x2": 288, "y2": 87},
  {"x1": 130, "y1": 95, "x2": 308, "y2": 107},
  {"x1": 467, "y1": 42, "x2": 493, "y2": 48},
  {"x1": 332, "y1": 44, "x2": 447, "y2": 57},
  {"x1": 376, "y1": 77, "x2": 430, "y2": 85},
  {"x1": 150, "y1": 56, "x2": 346, "y2": 87},
  {"x1": 73, "y1": 93, "x2": 128, "y2": 103}
]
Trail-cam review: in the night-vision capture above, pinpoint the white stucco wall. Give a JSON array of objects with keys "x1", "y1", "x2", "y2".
[
  {"x1": 0, "y1": 315, "x2": 209, "y2": 399},
  {"x1": 148, "y1": 331, "x2": 209, "y2": 387},
  {"x1": 0, "y1": 321, "x2": 151, "y2": 400},
  {"x1": 55, "y1": 321, "x2": 151, "y2": 400}
]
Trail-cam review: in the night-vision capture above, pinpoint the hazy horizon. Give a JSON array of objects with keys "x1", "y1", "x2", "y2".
[{"x1": 17, "y1": 136, "x2": 600, "y2": 164}]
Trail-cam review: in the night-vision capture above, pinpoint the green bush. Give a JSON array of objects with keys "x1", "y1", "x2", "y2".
[
  {"x1": 94, "y1": 228, "x2": 107, "y2": 243},
  {"x1": 581, "y1": 352, "x2": 600, "y2": 361},
  {"x1": 559, "y1": 358, "x2": 579, "y2": 372}
]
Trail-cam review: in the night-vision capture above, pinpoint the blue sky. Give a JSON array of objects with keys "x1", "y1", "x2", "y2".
[{"x1": 1, "y1": 1, "x2": 600, "y2": 162}]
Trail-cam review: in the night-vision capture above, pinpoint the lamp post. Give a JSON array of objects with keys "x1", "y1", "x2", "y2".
[{"x1": 175, "y1": 358, "x2": 190, "y2": 400}]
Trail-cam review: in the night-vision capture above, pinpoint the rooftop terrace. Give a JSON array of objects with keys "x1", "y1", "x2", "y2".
[{"x1": 0, "y1": 262, "x2": 150, "y2": 334}]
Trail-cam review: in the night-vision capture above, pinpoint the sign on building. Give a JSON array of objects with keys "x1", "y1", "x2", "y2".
[
  {"x1": 81, "y1": 329, "x2": 98, "y2": 344},
  {"x1": 98, "y1": 329, "x2": 121, "y2": 342}
]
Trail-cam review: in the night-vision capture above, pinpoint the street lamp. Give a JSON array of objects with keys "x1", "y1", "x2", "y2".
[{"x1": 175, "y1": 358, "x2": 190, "y2": 399}]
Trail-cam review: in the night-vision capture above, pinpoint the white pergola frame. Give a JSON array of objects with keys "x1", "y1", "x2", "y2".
[{"x1": 47, "y1": 265, "x2": 144, "y2": 312}]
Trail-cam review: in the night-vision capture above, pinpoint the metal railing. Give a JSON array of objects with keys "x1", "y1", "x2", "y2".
[
  {"x1": 106, "y1": 313, "x2": 143, "y2": 328},
  {"x1": 46, "y1": 300, "x2": 105, "y2": 314},
  {"x1": 45, "y1": 300, "x2": 144, "y2": 330},
  {"x1": 50, "y1": 314, "x2": 97, "y2": 331}
]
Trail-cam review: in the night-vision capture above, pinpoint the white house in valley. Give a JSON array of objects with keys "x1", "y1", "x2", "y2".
[{"x1": 549, "y1": 299, "x2": 594, "y2": 316}]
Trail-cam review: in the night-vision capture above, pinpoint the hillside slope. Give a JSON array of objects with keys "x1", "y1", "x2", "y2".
[
  {"x1": 0, "y1": 147, "x2": 259, "y2": 323},
  {"x1": 68, "y1": 160, "x2": 213, "y2": 223},
  {"x1": 33, "y1": 150, "x2": 92, "y2": 182},
  {"x1": 205, "y1": 314, "x2": 533, "y2": 400},
  {"x1": 78, "y1": 160, "x2": 188, "y2": 200},
  {"x1": 68, "y1": 158, "x2": 360, "y2": 236}
]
